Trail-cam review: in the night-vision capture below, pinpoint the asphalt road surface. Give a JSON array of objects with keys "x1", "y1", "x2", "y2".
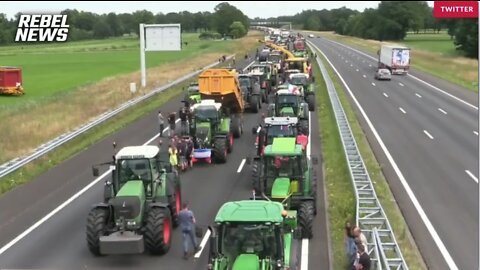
[
  {"x1": 0, "y1": 55, "x2": 329, "y2": 269},
  {"x1": 308, "y1": 36, "x2": 478, "y2": 270}
]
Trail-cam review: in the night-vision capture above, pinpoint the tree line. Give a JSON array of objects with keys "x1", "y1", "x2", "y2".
[
  {"x1": 0, "y1": 2, "x2": 249, "y2": 44},
  {"x1": 261, "y1": 1, "x2": 477, "y2": 58}
]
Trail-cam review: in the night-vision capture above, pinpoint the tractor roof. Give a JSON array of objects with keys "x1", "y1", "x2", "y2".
[
  {"x1": 264, "y1": 116, "x2": 298, "y2": 126},
  {"x1": 264, "y1": 137, "x2": 302, "y2": 156},
  {"x1": 276, "y1": 89, "x2": 298, "y2": 96},
  {"x1": 290, "y1": 73, "x2": 308, "y2": 79},
  {"x1": 116, "y1": 145, "x2": 160, "y2": 160},
  {"x1": 215, "y1": 200, "x2": 284, "y2": 223},
  {"x1": 191, "y1": 99, "x2": 222, "y2": 111}
]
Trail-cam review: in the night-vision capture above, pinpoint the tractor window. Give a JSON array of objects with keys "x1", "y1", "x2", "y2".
[
  {"x1": 195, "y1": 107, "x2": 218, "y2": 122},
  {"x1": 117, "y1": 159, "x2": 152, "y2": 188},
  {"x1": 265, "y1": 156, "x2": 302, "y2": 178},
  {"x1": 266, "y1": 125, "x2": 295, "y2": 144},
  {"x1": 268, "y1": 54, "x2": 282, "y2": 63},
  {"x1": 290, "y1": 76, "x2": 307, "y2": 85},
  {"x1": 287, "y1": 61, "x2": 303, "y2": 71},
  {"x1": 239, "y1": 77, "x2": 251, "y2": 88},
  {"x1": 278, "y1": 95, "x2": 298, "y2": 108},
  {"x1": 221, "y1": 223, "x2": 277, "y2": 261}
]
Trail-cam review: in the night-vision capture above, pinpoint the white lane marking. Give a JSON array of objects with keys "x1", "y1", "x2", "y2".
[
  {"x1": 423, "y1": 130, "x2": 434, "y2": 140},
  {"x1": 350, "y1": 64, "x2": 353, "y2": 67},
  {"x1": 465, "y1": 170, "x2": 479, "y2": 184},
  {"x1": 399, "y1": 83, "x2": 404, "y2": 87},
  {"x1": 438, "y1": 108, "x2": 447, "y2": 115},
  {"x1": 371, "y1": 82, "x2": 376, "y2": 86},
  {"x1": 237, "y1": 159, "x2": 246, "y2": 173},
  {"x1": 194, "y1": 227, "x2": 212, "y2": 258},
  {"x1": 0, "y1": 169, "x2": 112, "y2": 255},
  {"x1": 324, "y1": 38, "x2": 478, "y2": 111},
  {"x1": 345, "y1": 60, "x2": 348, "y2": 63},
  {"x1": 473, "y1": 131, "x2": 478, "y2": 136},
  {"x1": 309, "y1": 42, "x2": 459, "y2": 270},
  {"x1": 356, "y1": 69, "x2": 359, "y2": 72},
  {"x1": 144, "y1": 119, "x2": 181, "y2": 145},
  {"x1": 362, "y1": 75, "x2": 366, "y2": 78},
  {"x1": 301, "y1": 238, "x2": 309, "y2": 270},
  {"x1": 368, "y1": 64, "x2": 372, "y2": 67},
  {"x1": 415, "y1": 93, "x2": 422, "y2": 98},
  {"x1": 0, "y1": 118, "x2": 184, "y2": 255},
  {"x1": 399, "y1": 107, "x2": 406, "y2": 114},
  {"x1": 383, "y1": 93, "x2": 389, "y2": 98},
  {"x1": 242, "y1": 60, "x2": 256, "y2": 71}
]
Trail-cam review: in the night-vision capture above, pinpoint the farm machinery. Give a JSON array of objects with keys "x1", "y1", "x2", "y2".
[
  {"x1": 188, "y1": 69, "x2": 244, "y2": 164},
  {"x1": 267, "y1": 89, "x2": 310, "y2": 135},
  {"x1": 247, "y1": 137, "x2": 318, "y2": 239},
  {"x1": 184, "y1": 82, "x2": 201, "y2": 104},
  {"x1": 86, "y1": 145, "x2": 182, "y2": 256},
  {"x1": 288, "y1": 73, "x2": 316, "y2": 111},
  {"x1": 206, "y1": 200, "x2": 301, "y2": 269},
  {"x1": 0, "y1": 66, "x2": 24, "y2": 96},
  {"x1": 238, "y1": 74, "x2": 262, "y2": 113}
]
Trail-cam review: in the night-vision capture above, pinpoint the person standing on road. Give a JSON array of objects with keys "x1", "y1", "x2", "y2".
[
  {"x1": 179, "y1": 106, "x2": 188, "y2": 135},
  {"x1": 168, "y1": 112, "x2": 176, "y2": 137},
  {"x1": 178, "y1": 202, "x2": 200, "y2": 259},
  {"x1": 158, "y1": 111, "x2": 165, "y2": 137}
]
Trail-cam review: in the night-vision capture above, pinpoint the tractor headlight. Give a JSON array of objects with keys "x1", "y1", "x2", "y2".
[
  {"x1": 276, "y1": 259, "x2": 283, "y2": 268},
  {"x1": 127, "y1": 221, "x2": 136, "y2": 227}
]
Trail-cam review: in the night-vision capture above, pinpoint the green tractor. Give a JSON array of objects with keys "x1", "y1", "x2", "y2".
[
  {"x1": 189, "y1": 99, "x2": 242, "y2": 164},
  {"x1": 247, "y1": 137, "x2": 318, "y2": 239},
  {"x1": 86, "y1": 145, "x2": 182, "y2": 256},
  {"x1": 288, "y1": 73, "x2": 315, "y2": 111},
  {"x1": 267, "y1": 89, "x2": 310, "y2": 135},
  {"x1": 206, "y1": 200, "x2": 301, "y2": 270},
  {"x1": 184, "y1": 82, "x2": 201, "y2": 105}
]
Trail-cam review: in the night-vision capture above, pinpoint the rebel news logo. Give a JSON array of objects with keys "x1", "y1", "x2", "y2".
[
  {"x1": 434, "y1": 1, "x2": 479, "y2": 18},
  {"x1": 15, "y1": 14, "x2": 69, "y2": 42}
]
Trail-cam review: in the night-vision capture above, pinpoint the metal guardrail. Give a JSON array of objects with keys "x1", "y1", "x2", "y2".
[
  {"x1": 0, "y1": 55, "x2": 234, "y2": 179},
  {"x1": 308, "y1": 41, "x2": 408, "y2": 270}
]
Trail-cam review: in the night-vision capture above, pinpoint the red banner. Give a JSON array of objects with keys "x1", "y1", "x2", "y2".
[{"x1": 434, "y1": 1, "x2": 478, "y2": 18}]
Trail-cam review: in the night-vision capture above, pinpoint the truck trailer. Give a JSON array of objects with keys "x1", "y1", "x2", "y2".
[{"x1": 377, "y1": 45, "x2": 410, "y2": 75}]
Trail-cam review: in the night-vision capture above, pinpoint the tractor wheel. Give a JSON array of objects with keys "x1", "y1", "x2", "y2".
[
  {"x1": 86, "y1": 207, "x2": 109, "y2": 256},
  {"x1": 169, "y1": 185, "x2": 182, "y2": 227},
  {"x1": 298, "y1": 201, "x2": 315, "y2": 239},
  {"x1": 299, "y1": 119, "x2": 309, "y2": 136},
  {"x1": 252, "y1": 161, "x2": 261, "y2": 193},
  {"x1": 307, "y1": 94, "x2": 316, "y2": 112},
  {"x1": 231, "y1": 117, "x2": 242, "y2": 138},
  {"x1": 250, "y1": 95, "x2": 259, "y2": 113},
  {"x1": 145, "y1": 207, "x2": 172, "y2": 255},
  {"x1": 213, "y1": 138, "x2": 227, "y2": 163}
]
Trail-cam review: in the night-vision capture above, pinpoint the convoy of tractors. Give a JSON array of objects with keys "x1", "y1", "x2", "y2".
[{"x1": 85, "y1": 29, "x2": 319, "y2": 269}]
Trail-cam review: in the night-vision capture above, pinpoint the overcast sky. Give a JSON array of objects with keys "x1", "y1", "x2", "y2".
[{"x1": 0, "y1": 1, "x2": 435, "y2": 19}]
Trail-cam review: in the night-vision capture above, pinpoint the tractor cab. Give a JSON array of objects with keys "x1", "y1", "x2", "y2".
[
  {"x1": 253, "y1": 117, "x2": 308, "y2": 155},
  {"x1": 285, "y1": 58, "x2": 308, "y2": 74},
  {"x1": 190, "y1": 100, "x2": 223, "y2": 148},
  {"x1": 184, "y1": 82, "x2": 201, "y2": 104},
  {"x1": 268, "y1": 89, "x2": 306, "y2": 119},
  {"x1": 207, "y1": 200, "x2": 299, "y2": 270}
]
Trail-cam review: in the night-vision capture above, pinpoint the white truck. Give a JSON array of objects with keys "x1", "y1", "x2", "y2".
[{"x1": 377, "y1": 45, "x2": 411, "y2": 75}]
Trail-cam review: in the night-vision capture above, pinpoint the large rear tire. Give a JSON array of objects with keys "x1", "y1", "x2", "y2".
[
  {"x1": 169, "y1": 185, "x2": 182, "y2": 227},
  {"x1": 307, "y1": 94, "x2": 315, "y2": 112},
  {"x1": 250, "y1": 95, "x2": 259, "y2": 113},
  {"x1": 299, "y1": 119, "x2": 309, "y2": 136},
  {"x1": 86, "y1": 207, "x2": 109, "y2": 256},
  {"x1": 231, "y1": 117, "x2": 242, "y2": 138},
  {"x1": 298, "y1": 201, "x2": 315, "y2": 239},
  {"x1": 145, "y1": 207, "x2": 172, "y2": 255},
  {"x1": 213, "y1": 138, "x2": 227, "y2": 163}
]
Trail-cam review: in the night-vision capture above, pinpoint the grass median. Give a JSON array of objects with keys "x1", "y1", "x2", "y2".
[
  {"x1": 314, "y1": 31, "x2": 478, "y2": 92},
  {"x1": 313, "y1": 51, "x2": 427, "y2": 269}
]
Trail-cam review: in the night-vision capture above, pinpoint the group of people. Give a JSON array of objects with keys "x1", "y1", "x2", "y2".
[
  {"x1": 158, "y1": 106, "x2": 192, "y2": 138},
  {"x1": 345, "y1": 222, "x2": 371, "y2": 270}
]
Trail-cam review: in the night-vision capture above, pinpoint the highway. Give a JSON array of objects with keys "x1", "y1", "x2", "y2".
[
  {"x1": 0, "y1": 56, "x2": 329, "y2": 269},
  {"x1": 308, "y1": 36, "x2": 478, "y2": 270}
]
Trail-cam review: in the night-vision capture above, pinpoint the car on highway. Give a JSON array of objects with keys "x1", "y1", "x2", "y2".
[
  {"x1": 374, "y1": 68, "x2": 392, "y2": 80},
  {"x1": 308, "y1": 34, "x2": 315, "y2": 38}
]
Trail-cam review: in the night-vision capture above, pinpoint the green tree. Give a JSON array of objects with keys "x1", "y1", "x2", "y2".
[
  {"x1": 304, "y1": 15, "x2": 321, "y2": 31},
  {"x1": 106, "y1": 13, "x2": 123, "y2": 36},
  {"x1": 229, "y1": 21, "x2": 246, "y2": 38},
  {"x1": 93, "y1": 19, "x2": 112, "y2": 39},
  {"x1": 213, "y1": 2, "x2": 249, "y2": 36},
  {"x1": 454, "y1": 19, "x2": 478, "y2": 58}
]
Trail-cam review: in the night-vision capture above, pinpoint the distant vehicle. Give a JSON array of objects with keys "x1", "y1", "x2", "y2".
[
  {"x1": 374, "y1": 68, "x2": 392, "y2": 80},
  {"x1": 377, "y1": 45, "x2": 410, "y2": 75},
  {"x1": 308, "y1": 34, "x2": 315, "y2": 38}
]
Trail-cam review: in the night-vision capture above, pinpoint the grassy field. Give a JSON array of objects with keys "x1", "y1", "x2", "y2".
[
  {"x1": 314, "y1": 31, "x2": 478, "y2": 92},
  {"x1": 0, "y1": 33, "x2": 235, "y2": 106},
  {"x1": 312, "y1": 50, "x2": 426, "y2": 268},
  {"x1": 0, "y1": 32, "x2": 262, "y2": 164}
]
